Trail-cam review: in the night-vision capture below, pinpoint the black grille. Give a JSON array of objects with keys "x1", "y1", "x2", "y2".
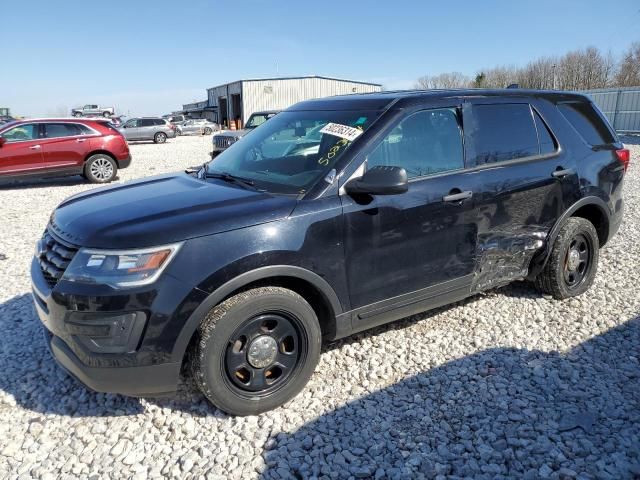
[
  {"x1": 38, "y1": 231, "x2": 79, "y2": 288},
  {"x1": 215, "y1": 136, "x2": 236, "y2": 149}
]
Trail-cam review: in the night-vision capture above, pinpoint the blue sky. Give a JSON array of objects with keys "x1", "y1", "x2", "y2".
[{"x1": 3, "y1": 0, "x2": 639, "y2": 116}]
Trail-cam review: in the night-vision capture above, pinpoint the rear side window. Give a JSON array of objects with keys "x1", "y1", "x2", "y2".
[
  {"x1": 471, "y1": 104, "x2": 539, "y2": 165},
  {"x1": 44, "y1": 123, "x2": 83, "y2": 138},
  {"x1": 139, "y1": 119, "x2": 154, "y2": 127},
  {"x1": 155, "y1": 119, "x2": 167, "y2": 126},
  {"x1": 557, "y1": 102, "x2": 615, "y2": 145}
]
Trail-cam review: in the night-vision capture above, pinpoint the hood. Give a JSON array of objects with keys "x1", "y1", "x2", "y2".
[
  {"x1": 216, "y1": 129, "x2": 248, "y2": 139},
  {"x1": 50, "y1": 173, "x2": 297, "y2": 249}
]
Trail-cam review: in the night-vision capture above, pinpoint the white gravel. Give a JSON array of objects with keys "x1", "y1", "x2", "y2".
[{"x1": 0, "y1": 135, "x2": 639, "y2": 479}]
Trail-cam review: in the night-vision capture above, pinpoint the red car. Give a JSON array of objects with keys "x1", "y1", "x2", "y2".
[{"x1": 0, "y1": 118, "x2": 131, "y2": 184}]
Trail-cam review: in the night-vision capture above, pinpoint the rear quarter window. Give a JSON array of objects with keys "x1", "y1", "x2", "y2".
[{"x1": 557, "y1": 101, "x2": 615, "y2": 146}]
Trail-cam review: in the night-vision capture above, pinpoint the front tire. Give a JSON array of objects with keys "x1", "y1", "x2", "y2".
[
  {"x1": 84, "y1": 154, "x2": 117, "y2": 183},
  {"x1": 203, "y1": 127, "x2": 212, "y2": 135},
  {"x1": 73, "y1": 112, "x2": 82, "y2": 118},
  {"x1": 535, "y1": 217, "x2": 599, "y2": 299},
  {"x1": 191, "y1": 287, "x2": 321, "y2": 416},
  {"x1": 102, "y1": 111, "x2": 111, "y2": 118},
  {"x1": 154, "y1": 132, "x2": 167, "y2": 144}
]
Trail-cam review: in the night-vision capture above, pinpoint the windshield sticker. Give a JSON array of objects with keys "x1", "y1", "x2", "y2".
[{"x1": 319, "y1": 123, "x2": 364, "y2": 142}]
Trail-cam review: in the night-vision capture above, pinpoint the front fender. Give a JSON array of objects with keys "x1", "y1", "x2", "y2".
[{"x1": 170, "y1": 265, "x2": 343, "y2": 363}]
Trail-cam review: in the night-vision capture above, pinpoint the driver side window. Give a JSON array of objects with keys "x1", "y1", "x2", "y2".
[
  {"x1": 1, "y1": 124, "x2": 38, "y2": 142},
  {"x1": 367, "y1": 108, "x2": 464, "y2": 179}
]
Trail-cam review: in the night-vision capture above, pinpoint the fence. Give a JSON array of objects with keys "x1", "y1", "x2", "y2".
[{"x1": 582, "y1": 87, "x2": 640, "y2": 134}]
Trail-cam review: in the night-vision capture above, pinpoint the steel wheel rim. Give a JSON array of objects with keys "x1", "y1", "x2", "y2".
[
  {"x1": 222, "y1": 312, "x2": 306, "y2": 396},
  {"x1": 90, "y1": 157, "x2": 113, "y2": 180},
  {"x1": 563, "y1": 233, "x2": 592, "y2": 288}
]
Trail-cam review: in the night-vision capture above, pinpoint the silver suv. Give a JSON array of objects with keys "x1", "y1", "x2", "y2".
[{"x1": 118, "y1": 117, "x2": 176, "y2": 143}]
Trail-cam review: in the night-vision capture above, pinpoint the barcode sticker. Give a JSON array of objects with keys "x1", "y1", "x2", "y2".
[{"x1": 319, "y1": 123, "x2": 363, "y2": 142}]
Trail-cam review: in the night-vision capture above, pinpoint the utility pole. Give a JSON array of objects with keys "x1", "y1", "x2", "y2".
[{"x1": 552, "y1": 64, "x2": 557, "y2": 90}]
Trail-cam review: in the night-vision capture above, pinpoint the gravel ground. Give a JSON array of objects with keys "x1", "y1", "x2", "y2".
[{"x1": 0, "y1": 135, "x2": 639, "y2": 479}]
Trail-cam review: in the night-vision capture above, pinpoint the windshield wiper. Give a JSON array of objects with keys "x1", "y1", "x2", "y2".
[{"x1": 202, "y1": 170, "x2": 258, "y2": 190}]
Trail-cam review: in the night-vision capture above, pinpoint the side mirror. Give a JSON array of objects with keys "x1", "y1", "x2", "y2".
[
  {"x1": 0, "y1": 137, "x2": 6, "y2": 148},
  {"x1": 345, "y1": 165, "x2": 408, "y2": 195}
]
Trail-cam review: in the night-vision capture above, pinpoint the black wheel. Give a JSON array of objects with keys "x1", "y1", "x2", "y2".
[
  {"x1": 84, "y1": 154, "x2": 117, "y2": 183},
  {"x1": 535, "y1": 217, "x2": 599, "y2": 299},
  {"x1": 204, "y1": 127, "x2": 212, "y2": 135},
  {"x1": 154, "y1": 132, "x2": 167, "y2": 144},
  {"x1": 191, "y1": 287, "x2": 321, "y2": 416},
  {"x1": 102, "y1": 111, "x2": 111, "y2": 118}
]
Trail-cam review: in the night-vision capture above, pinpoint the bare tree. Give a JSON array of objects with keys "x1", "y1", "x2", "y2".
[
  {"x1": 416, "y1": 42, "x2": 639, "y2": 92},
  {"x1": 415, "y1": 72, "x2": 470, "y2": 89},
  {"x1": 615, "y1": 42, "x2": 640, "y2": 87}
]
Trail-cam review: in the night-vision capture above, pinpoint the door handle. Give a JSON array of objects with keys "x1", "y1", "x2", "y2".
[
  {"x1": 443, "y1": 190, "x2": 473, "y2": 202},
  {"x1": 29, "y1": 145, "x2": 41, "y2": 150},
  {"x1": 76, "y1": 138, "x2": 87, "y2": 143},
  {"x1": 551, "y1": 168, "x2": 575, "y2": 178}
]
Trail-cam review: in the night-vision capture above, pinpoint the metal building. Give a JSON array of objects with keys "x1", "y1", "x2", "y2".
[
  {"x1": 583, "y1": 86, "x2": 640, "y2": 134},
  {"x1": 181, "y1": 100, "x2": 217, "y2": 121},
  {"x1": 205, "y1": 76, "x2": 382, "y2": 128}
]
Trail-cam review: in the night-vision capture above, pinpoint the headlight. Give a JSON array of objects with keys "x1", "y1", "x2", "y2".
[{"x1": 62, "y1": 243, "x2": 182, "y2": 288}]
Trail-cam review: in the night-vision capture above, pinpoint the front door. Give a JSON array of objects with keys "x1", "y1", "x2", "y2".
[
  {"x1": 122, "y1": 118, "x2": 141, "y2": 140},
  {"x1": 341, "y1": 107, "x2": 477, "y2": 330},
  {"x1": 0, "y1": 123, "x2": 44, "y2": 177}
]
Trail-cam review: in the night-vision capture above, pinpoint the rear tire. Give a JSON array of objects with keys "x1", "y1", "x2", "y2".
[
  {"x1": 84, "y1": 154, "x2": 117, "y2": 183},
  {"x1": 102, "y1": 111, "x2": 111, "y2": 118},
  {"x1": 535, "y1": 217, "x2": 599, "y2": 299},
  {"x1": 191, "y1": 287, "x2": 321, "y2": 416},
  {"x1": 154, "y1": 132, "x2": 167, "y2": 144},
  {"x1": 73, "y1": 112, "x2": 82, "y2": 118}
]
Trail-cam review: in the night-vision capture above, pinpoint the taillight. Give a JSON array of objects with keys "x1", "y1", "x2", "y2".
[{"x1": 616, "y1": 148, "x2": 630, "y2": 172}]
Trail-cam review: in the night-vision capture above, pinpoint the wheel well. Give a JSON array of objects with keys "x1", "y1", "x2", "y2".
[
  {"x1": 232, "y1": 276, "x2": 336, "y2": 339},
  {"x1": 572, "y1": 204, "x2": 609, "y2": 246},
  {"x1": 179, "y1": 276, "x2": 337, "y2": 374},
  {"x1": 84, "y1": 150, "x2": 118, "y2": 166}
]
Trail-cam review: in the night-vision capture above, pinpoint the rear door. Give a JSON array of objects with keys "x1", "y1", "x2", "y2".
[
  {"x1": 39, "y1": 123, "x2": 93, "y2": 171},
  {"x1": 461, "y1": 98, "x2": 579, "y2": 291},
  {"x1": 0, "y1": 123, "x2": 44, "y2": 176}
]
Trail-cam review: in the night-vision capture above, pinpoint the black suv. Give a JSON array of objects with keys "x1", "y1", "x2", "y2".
[{"x1": 31, "y1": 90, "x2": 629, "y2": 415}]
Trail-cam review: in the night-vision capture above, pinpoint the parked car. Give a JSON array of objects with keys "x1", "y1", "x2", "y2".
[
  {"x1": 0, "y1": 115, "x2": 16, "y2": 126},
  {"x1": 118, "y1": 117, "x2": 176, "y2": 143},
  {"x1": 0, "y1": 118, "x2": 131, "y2": 183},
  {"x1": 71, "y1": 105, "x2": 115, "y2": 118},
  {"x1": 177, "y1": 119, "x2": 219, "y2": 136},
  {"x1": 211, "y1": 110, "x2": 279, "y2": 156},
  {"x1": 32, "y1": 89, "x2": 628, "y2": 415},
  {"x1": 164, "y1": 114, "x2": 186, "y2": 125}
]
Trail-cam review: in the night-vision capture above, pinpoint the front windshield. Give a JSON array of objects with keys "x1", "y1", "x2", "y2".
[{"x1": 205, "y1": 110, "x2": 380, "y2": 194}]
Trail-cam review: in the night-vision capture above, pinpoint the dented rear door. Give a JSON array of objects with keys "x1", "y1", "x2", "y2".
[{"x1": 462, "y1": 98, "x2": 579, "y2": 291}]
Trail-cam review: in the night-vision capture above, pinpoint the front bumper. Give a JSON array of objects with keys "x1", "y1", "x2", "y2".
[
  {"x1": 43, "y1": 327, "x2": 180, "y2": 396},
  {"x1": 31, "y1": 256, "x2": 183, "y2": 397}
]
